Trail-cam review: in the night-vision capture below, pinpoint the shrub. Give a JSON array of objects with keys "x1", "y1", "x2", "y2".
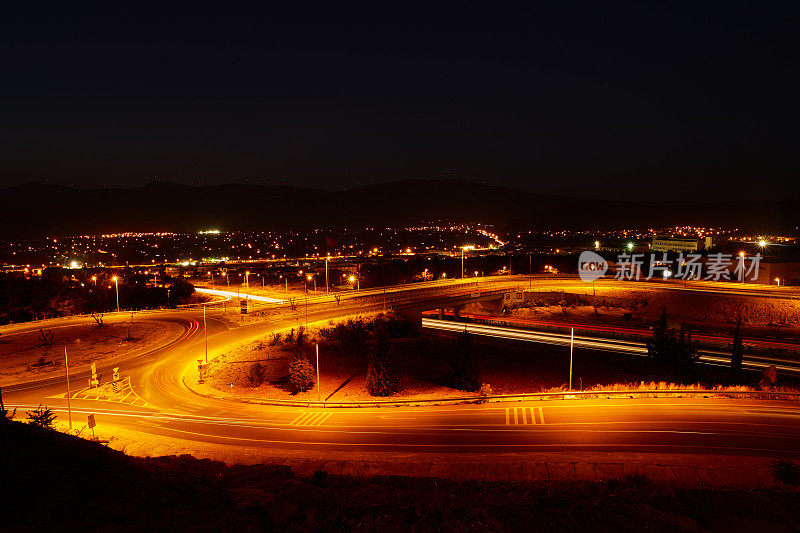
[
  {"x1": 366, "y1": 325, "x2": 401, "y2": 396},
  {"x1": 296, "y1": 327, "x2": 307, "y2": 345},
  {"x1": 268, "y1": 332, "x2": 282, "y2": 346},
  {"x1": 366, "y1": 359, "x2": 401, "y2": 397},
  {"x1": 284, "y1": 329, "x2": 296, "y2": 345},
  {"x1": 26, "y1": 404, "x2": 56, "y2": 429},
  {"x1": 288, "y1": 357, "x2": 315, "y2": 393},
  {"x1": 771, "y1": 460, "x2": 799, "y2": 487},
  {"x1": 646, "y1": 309, "x2": 698, "y2": 376},
  {"x1": 477, "y1": 383, "x2": 493, "y2": 403},
  {"x1": 449, "y1": 331, "x2": 480, "y2": 392},
  {"x1": 247, "y1": 362, "x2": 267, "y2": 386}
]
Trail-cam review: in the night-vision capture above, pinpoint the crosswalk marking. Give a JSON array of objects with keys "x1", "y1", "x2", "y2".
[
  {"x1": 290, "y1": 412, "x2": 333, "y2": 426},
  {"x1": 51, "y1": 377, "x2": 150, "y2": 408},
  {"x1": 505, "y1": 406, "x2": 546, "y2": 425}
]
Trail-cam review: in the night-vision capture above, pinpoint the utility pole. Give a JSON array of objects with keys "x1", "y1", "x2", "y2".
[
  {"x1": 113, "y1": 276, "x2": 120, "y2": 313},
  {"x1": 529, "y1": 253, "x2": 532, "y2": 291},
  {"x1": 64, "y1": 346, "x2": 72, "y2": 430},
  {"x1": 461, "y1": 248, "x2": 465, "y2": 279},
  {"x1": 203, "y1": 305, "x2": 208, "y2": 364},
  {"x1": 569, "y1": 327, "x2": 574, "y2": 391},
  {"x1": 325, "y1": 258, "x2": 329, "y2": 293},
  {"x1": 316, "y1": 343, "x2": 321, "y2": 402}
]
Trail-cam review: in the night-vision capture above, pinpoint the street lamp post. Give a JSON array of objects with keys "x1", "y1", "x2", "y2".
[
  {"x1": 112, "y1": 276, "x2": 120, "y2": 312},
  {"x1": 569, "y1": 327, "x2": 574, "y2": 391},
  {"x1": 529, "y1": 253, "x2": 532, "y2": 291},
  {"x1": 203, "y1": 305, "x2": 208, "y2": 364},
  {"x1": 64, "y1": 345, "x2": 72, "y2": 430},
  {"x1": 245, "y1": 271, "x2": 249, "y2": 288},
  {"x1": 316, "y1": 343, "x2": 321, "y2": 402}
]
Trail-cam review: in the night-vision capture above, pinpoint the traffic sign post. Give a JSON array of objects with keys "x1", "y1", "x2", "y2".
[
  {"x1": 87, "y1": 414, "x2": 96, "y2": 439},
  {"x1": 112, "y1": 367, "x2": 120, "y2": 393},
  {"x1": 197, "y1": 359, "x2": 205, "y2": 384},
  {"x1": 90, "y1": 362, "x2": 99, "y2": 388}
]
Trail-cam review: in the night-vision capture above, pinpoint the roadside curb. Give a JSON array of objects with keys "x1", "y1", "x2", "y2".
[{"x1": 181, "y1": 375, "x2": 800, "y2": 408}]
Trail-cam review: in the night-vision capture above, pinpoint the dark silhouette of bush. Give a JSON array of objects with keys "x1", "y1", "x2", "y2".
[
  {"x1": 449, "y1": 331, "x2": 480, "y2": 392},
  {"x1": 26, "y1": 404, "x2": 56, "y2": 429},
  {"x1": 366, "y1": 325, "x2": 401, "y2": 396},
  {"x1": 289, "y1": 357, "x2": 315, "y2": 393},
  {"x1": 247, "y1": 362, "x2": 267, "y2": 386},
  {"x1": 771, "y1": 460, "x2": 799, "y2": 487},
  {"x1": 646, "y1": 309, "x2": 698, "y2": 376}
]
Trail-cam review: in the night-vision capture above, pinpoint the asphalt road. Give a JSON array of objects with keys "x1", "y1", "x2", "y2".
[{"x1": 4, "y1": 277, "x2": 800, "y2": 460}]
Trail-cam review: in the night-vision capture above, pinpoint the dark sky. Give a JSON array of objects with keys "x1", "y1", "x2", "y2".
[{"x1": 1, "y1": 4, "x2": 796, "y2": 200}]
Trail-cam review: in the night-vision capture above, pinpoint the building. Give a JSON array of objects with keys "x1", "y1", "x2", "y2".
[{"x1": 651, "y1": 235, "x2": 711, "y2": 253}]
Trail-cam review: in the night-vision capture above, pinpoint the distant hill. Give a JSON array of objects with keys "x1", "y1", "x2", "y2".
[{"x1": 0, "y1": 180, "x2": 795, "y2": 238}]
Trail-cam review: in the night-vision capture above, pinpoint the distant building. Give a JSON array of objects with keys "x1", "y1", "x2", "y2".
[{"x1": 651, "y1": 235, "x2": 711, "y2": 253}]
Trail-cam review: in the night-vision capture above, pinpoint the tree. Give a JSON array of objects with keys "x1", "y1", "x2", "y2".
[
  {"x1": 731, "y1": 318, "x2": 743, "y2": 383},
  {"x1": 646, "y1": 309, "x2": 698, "y2": 377},
  {"x1": 449, "y1": 331, "x2": 480, "y2": 392},
  {"x1": 288, "y1": 357, "x2": 315, "y2": 393},
  {"x1": 26, "y1": 404, "x2": 56, "y2": 429},
  {"x1": 366, "y1": 325, "x2": 401, "y2": 396}
]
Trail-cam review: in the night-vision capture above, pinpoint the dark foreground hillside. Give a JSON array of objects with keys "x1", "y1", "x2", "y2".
[{"x1": 2, "y1": 419, "x2": 800, "y2": 531}]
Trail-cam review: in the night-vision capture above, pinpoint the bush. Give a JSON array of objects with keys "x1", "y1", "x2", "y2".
[
  {"x1": 288, "y1": 357, "x2": 315, "y2": 393},
  {"x1": 247, "y1": 362, "x2": 267, "y2": 386},
  {"x1": 449, "y1": 332, "x2": 480, "y2": 392},
  {"x1": 477, "y1": 383, "x2": 493, "y2": 403},
  {"x1": 26, "y1": 404, "x2": 56, "y2": 429},
  {"x1": 771, "y1": 460, "x2": 800, "y2": 487},
  {"x1": 284, "y1": 329, "x2": 296, "y2": 345},
  {"x1": 366, "y1": 325, "x2": 401, "y2": 396},
  {"x1": 296, "y1": 327, "x2": 307, "y2": 345},
  {"x1": 646, "y1": 309, "x2": 698, "y2": 376},
  {"x1": 269, "y1": 332, "x2": 283, "y2": 346}
]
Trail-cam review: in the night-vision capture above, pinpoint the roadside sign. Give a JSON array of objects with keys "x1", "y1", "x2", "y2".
[
  {"x1": 87, "y1": 414, "x2": 96, "y2": 429},
  {"x1": 240, "y1": 299, "x2": 248, "y2": 315},
  {"x1": 90, "y1": 363, "x2": 99, "y2": 388}
]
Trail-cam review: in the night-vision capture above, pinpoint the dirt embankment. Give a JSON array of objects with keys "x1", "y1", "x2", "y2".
[
  {"x1": 0, "y1": 320, "x2": 183, "y2": 386},
  {"x1": 517, "y1": 288, "x2": 800, "y2": 327}
]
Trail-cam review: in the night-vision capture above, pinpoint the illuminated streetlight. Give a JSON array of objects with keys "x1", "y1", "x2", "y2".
[
  {"x1": 112, "y1": 276, "x2": 120, "y2": 312},
  {"x1": 738, "y1": 251, "x2": 746, "y2": 283}
]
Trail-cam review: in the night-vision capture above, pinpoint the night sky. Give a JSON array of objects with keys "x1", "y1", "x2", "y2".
[{"x1": 1, "y1": 4, "x2": 796, "y2": 200}]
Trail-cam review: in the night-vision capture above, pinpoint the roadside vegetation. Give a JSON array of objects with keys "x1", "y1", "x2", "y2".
[{"x1": 0, "y1": 268, "x2": 195, "y2": 324}]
